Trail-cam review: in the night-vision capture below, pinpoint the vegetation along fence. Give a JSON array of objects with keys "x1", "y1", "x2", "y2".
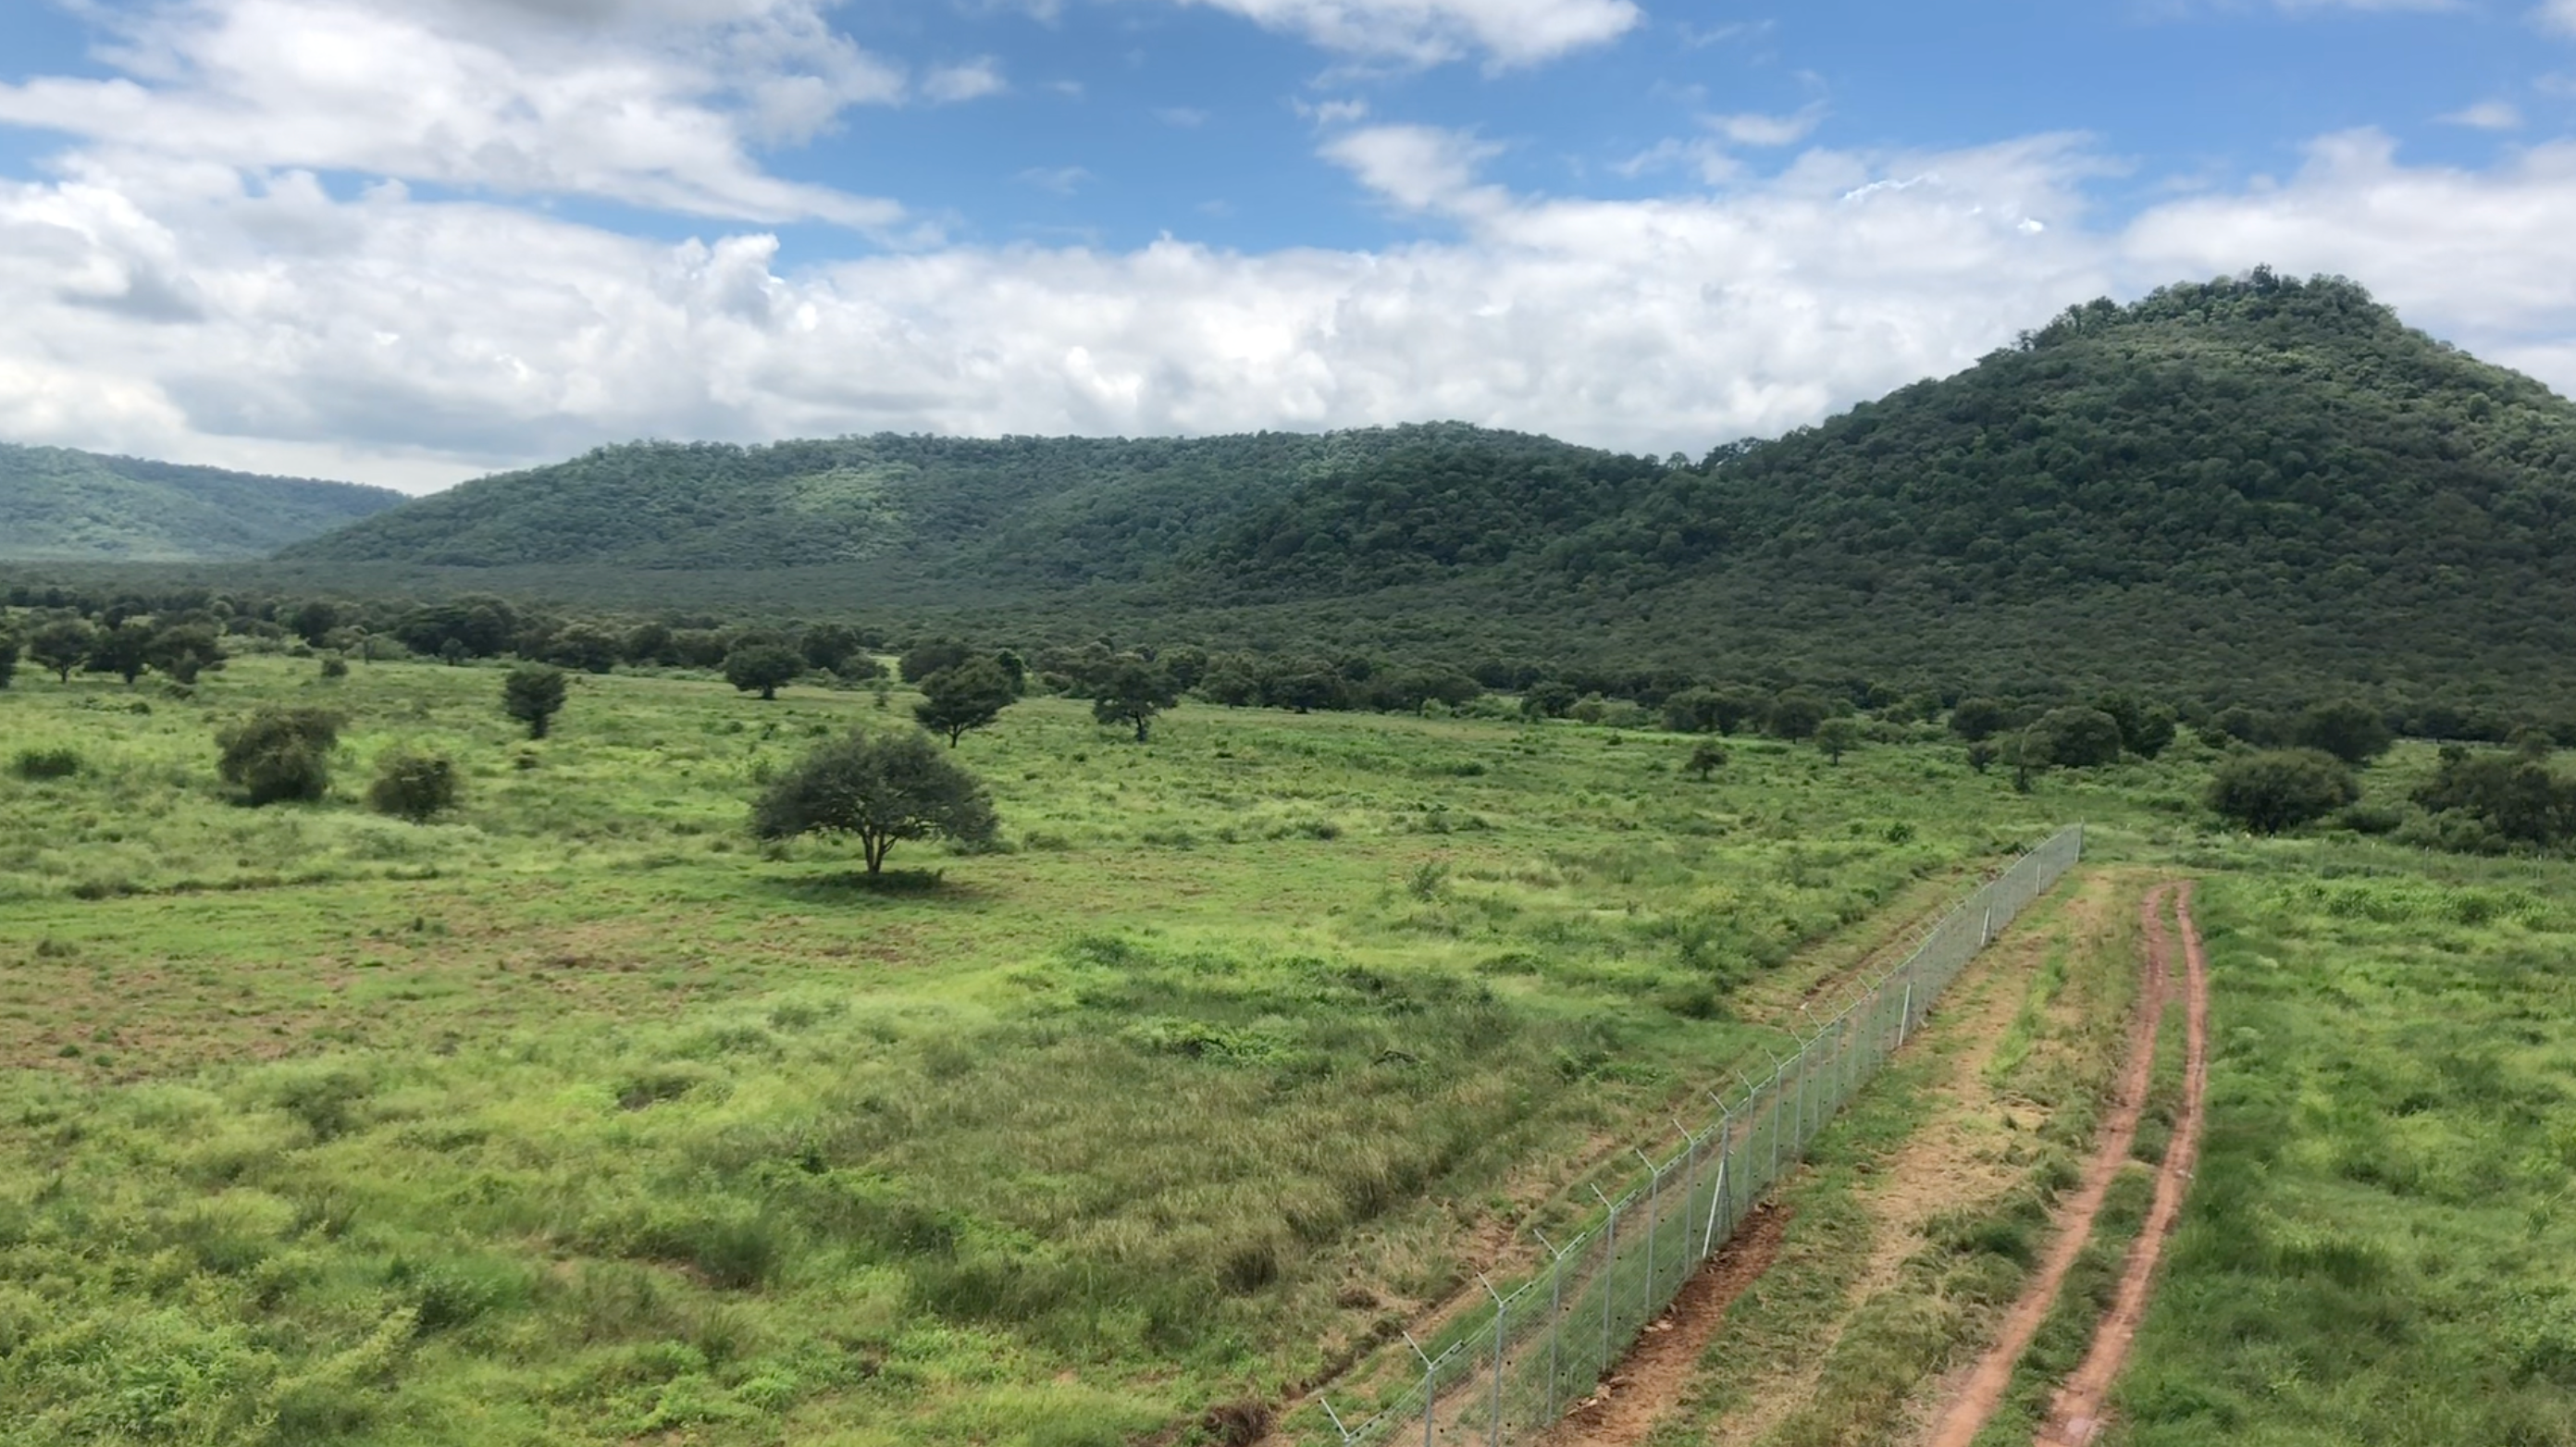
[{"x1": 1307, "y1": 825, "x2": 2086, "y2": 1447}]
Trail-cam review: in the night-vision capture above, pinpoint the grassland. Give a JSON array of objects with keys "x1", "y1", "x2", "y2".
[
  {"x1": 6, "y1": 652, "x2": 2572, "y2": 1446},
  {"x1": 0, "y1": 650, "x2": 2076, "y2": 1446}
]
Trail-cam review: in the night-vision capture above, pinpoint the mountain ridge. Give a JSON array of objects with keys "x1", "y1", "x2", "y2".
[{"x1": 0, "y1": 443, "x2": 406, "y2": 562}]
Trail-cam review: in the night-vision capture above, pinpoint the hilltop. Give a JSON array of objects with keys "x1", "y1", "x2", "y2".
[{"x1": 0, "y1": 444, "x2": 405, "y2": 562}]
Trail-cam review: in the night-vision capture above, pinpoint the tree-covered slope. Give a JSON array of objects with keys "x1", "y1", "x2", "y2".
[
  {"x1": 279, "y1": 424, "x2": 1642, "y2": 584},
  {"x1": 0, "y1": 444, "x2": 405, "y2": 562},
  {"x1": 1558, "y1": 272, "x2": 2576, "y2": 610}
]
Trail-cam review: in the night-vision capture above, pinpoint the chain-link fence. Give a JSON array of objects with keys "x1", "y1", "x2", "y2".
[{"x1": 1307, "y1": 826, "x2": 2085, "y2": 1447}]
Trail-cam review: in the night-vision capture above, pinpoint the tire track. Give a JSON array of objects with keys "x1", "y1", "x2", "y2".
[
  {"x1": 1921, "y1": 883, "x2": 2179, "y2": 1447},
  {"x1": 2033, "y1": 881, "x2": 2210, "y2": 1446}
]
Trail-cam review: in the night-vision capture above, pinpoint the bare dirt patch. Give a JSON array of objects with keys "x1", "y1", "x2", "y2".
[
  {"x1": 1919, "y1": 883, "x2": 2182, "y2": 1447},
  {"x1": 1545, "y1": 1202, "x2": 1792, "y2": 1447}
]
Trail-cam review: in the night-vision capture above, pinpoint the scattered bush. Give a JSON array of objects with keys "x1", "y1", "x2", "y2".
[
  {"x1": 367, "y1": 750, "x2": 460, "y2": 822},
  {"x1": 320, "y1": 653, "x2": 350, "y2": 679},
  {"x1": 13, "y1": 746, "x2": 81, "y2": 780},
  {"x1": 2207, "y1": 748, "x2": 2359, "y2": 834},
  {"x1": 217, "y1": 707, "x2": 343, "y2": 806}
]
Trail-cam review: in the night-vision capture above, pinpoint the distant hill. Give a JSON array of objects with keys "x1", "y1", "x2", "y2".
[
  {"x1": 0, "y1": 444, "x2": 405, "y2": 561},
  {"x1": 229, "y1": 273, "x2": 2576, "y2": 706}
]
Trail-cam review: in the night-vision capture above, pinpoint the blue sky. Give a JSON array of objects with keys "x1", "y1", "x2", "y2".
[{"x1": 1, "y1": 0, "x2": 2573, "y2": 489}]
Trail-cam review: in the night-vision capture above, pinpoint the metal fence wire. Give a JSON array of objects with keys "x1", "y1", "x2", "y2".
[{"x1": 1307, "y1": 826, "x2": 2085, "y2": 1447}]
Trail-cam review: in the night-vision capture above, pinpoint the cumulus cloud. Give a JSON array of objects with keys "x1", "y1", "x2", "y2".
[
  {"x1": 0, "y1": 0, "x2": 910, "y2": 228},
  {"x1": 1172, "y1": 0, "x2": 1641, "y2": 68},
  {"x1": 2543, "y1": 0, "x2": 2576, "y2": 32},
  {"x1": 6, "y1": 5, "x2": 2576, "y2": 496}
]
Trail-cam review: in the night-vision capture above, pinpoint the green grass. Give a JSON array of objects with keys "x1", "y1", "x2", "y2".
[
  {"x1": 0, "y1": 653, "x2": 2081, "y2": 1445},
  {"x1": 2105, "y1": 854, "x2": 2576, "y2": 1446}
]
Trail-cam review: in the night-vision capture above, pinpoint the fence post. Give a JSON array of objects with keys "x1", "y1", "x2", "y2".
[
  {"x1": 1899, "y1": 975, "x2": 1914, "y2": 1047},
  {"x1": 1479, "y1": 1273, "x2": 1505, "y2": 1447},
  {"x1": 1533, "y1": 1229, "x2": 1567, "y2": 1425},
  {"x1": 1672, "y1": 1118, "x2": 1699, "y2": 1260},
  {"x1": 1403, "y1": 1331, "x2": 1435, "y2": 1447},
  {"x1": 1634, "y1": 1147, "x2": 1660, "y2": 1317},
  {"x1": 1591, "y1": 1184, "x2": 1616, "y2": 1369}
]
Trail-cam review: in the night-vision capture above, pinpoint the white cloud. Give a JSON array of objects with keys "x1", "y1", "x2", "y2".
[
  {"x1": 1706, "y1": 104, "x2": 1827, "y2": 148},
  {"x1": 6, "y1": 9, "x2": 2576, "y2": 498},
  {"x1": 1322, "y1": 124, "x2": 1510, "y2": 214},
  {"x1": 2542, "y1": 0, "x2": 2576, "y2": 32},
  {"x1": 1015, "y1": 165, "x2": 1093, "y2": 194},
  {"x1": 1172, "y1": 0, "x2": 1641, "y2": 68},
  {"x1": 0, "y1": 0, "x2": 911, "y2": 229},
  {"x1": 2123, "y1": 129, "x2": 2576, "y2": 341},
  {"x1": 1156, "y1": 106, "x2": 1210, "y2": 127},
  {"x1": 923, "y1": 57, "x2": 1009, "y2": 104},
  {"x1": 2439, "y1": 99, "x2": 2524, "y2": 129}
]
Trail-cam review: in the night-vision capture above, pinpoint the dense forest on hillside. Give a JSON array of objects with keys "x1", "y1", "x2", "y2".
[
  {"x1": 0, "y1": 444, "x2": 404, "y2": 562},
  {"x1": 30, "y1": 273, "x2": 2576, "y2": 713}
]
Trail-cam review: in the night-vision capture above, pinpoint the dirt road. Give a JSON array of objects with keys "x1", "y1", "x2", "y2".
[{"x1": 1921, "y1": 882, "x2": 2210, "y2": 1447}]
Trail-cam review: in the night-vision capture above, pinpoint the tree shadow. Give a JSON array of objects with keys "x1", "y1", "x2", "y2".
[{"x1": 762, "y1": 868, "x2": 992, "y2": 906}]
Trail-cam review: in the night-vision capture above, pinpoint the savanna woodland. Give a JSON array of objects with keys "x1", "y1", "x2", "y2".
[{"x1": 3, "y1": 273, "x2": 2573, "y2": 1447}]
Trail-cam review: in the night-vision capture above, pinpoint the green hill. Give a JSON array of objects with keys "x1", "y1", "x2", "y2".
[
  {"x1": 212, "y1": 273, "x2": 2576, "y2": 707},
  {"x1": 0, "y1": 444, "x2": 405, "y2": 561}
]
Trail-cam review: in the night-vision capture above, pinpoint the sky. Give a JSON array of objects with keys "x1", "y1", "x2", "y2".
[{"x1": 2, "y1": 0, "x2": 2575, "y2": 491}]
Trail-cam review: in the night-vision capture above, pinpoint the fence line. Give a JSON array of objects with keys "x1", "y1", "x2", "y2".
[{"x1": 1307, "y1": 825, "x2": 2085, "y2": 1447}]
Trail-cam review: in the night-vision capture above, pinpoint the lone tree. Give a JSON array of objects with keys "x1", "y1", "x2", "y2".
[
  {"x1": 148, "y1": 624, "x2": 226, "y2": 685},
  {"x1": 1093, "y1": 660, "x2": 1180, "y2": 742},
  {"x1": 217, "y1": 707, "x2": 343, "y2": 806},
  {"x1": 87, "y1": 619, "x2": 154, "y2": 686},
  {"x1": 1765, "y1": 690, "x2": 1829, "y2": 741},
  {"x1": 2023, "y1": 706, "x2": 2125, "y2": 769},
  {"x1": 1686, "y1": 740, "x2": 1728, "y2": 780},
  {"x1": 2293, "y1": 700, "x2": 2395, "y2": 767},
  {"x1": 503, "y1": 664, "x2": 569, "y2": 739},
  {"x1": 2208, "y1": 748, "x2": 2359, "y2": 834},
  {"x1": 1948, "y1": 697, "x2": 2010, "y2": 742},
  {"x1": 0, "y1": 631, "x2": 18, "y2": 690},
  {"x1": 724, "y1": 644, "x2": 805, "y2": 701},
  {"x1": 29, "y1": 620, "x2": 92, "y2": 684},
  {"x1": 752, "y1": 730, "x2": 998, "y2": 875},
  {"x1": 1814, "y1": 716, "x2": 1864, "y2": 764},
  {"x1": 914, "y1": 659, "x2": 1018, "y2": 747}
]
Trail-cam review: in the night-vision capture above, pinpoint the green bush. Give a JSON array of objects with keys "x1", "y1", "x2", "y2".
[
  {"x1": 2207, "y1": 748, "x2": 2359, "y2": 834},
  {"x1": 13, "y1": 746, "x2": 81, "y2": 780},
  {"x1": 366, "y1": 749, "x2": 460, "y2": 822},
  {"x1": 217, "y1": 707, "x2": 343, "y2": 806}
]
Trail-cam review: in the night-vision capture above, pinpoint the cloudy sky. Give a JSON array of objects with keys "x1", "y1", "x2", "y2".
[{"x1": 3, "y1": 0, "x2": 2574, "y2": 491}]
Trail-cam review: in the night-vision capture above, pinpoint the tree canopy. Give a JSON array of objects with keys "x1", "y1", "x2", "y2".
[{"x1": 750, "y1": 730, "x2": 999, "y2": 874}]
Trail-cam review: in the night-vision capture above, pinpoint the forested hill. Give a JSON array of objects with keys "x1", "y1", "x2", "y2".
[
  {"x1": 275, "y1": 424, "x2": 1654, "y2": 585},
  {"x1": 0, "y1": 444, "x2": 405, "y2": 562},
  {"x1": 265, "y1": 273, "x2": 2576, "y2": 703}
]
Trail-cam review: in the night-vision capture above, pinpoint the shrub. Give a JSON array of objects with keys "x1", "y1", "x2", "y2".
[
  {"x1": 217, "y1": 708, "x2": 343, "y2": 806},
  {"x1": 367, "y1": 750, "x2": 460, "y2": 823},
  {"x1": 13, "y1": 747, "x2": 81, "y2": 780},
  {"x1": 320, "y1": 653, "x2": 350, "y2": 680},
  {"x1": 2025, "y1": 706, "x2": 2126, "y2": 768},
  {"x1": 2207, "y1": 748, "x2": 2359, "y2": 834}
]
